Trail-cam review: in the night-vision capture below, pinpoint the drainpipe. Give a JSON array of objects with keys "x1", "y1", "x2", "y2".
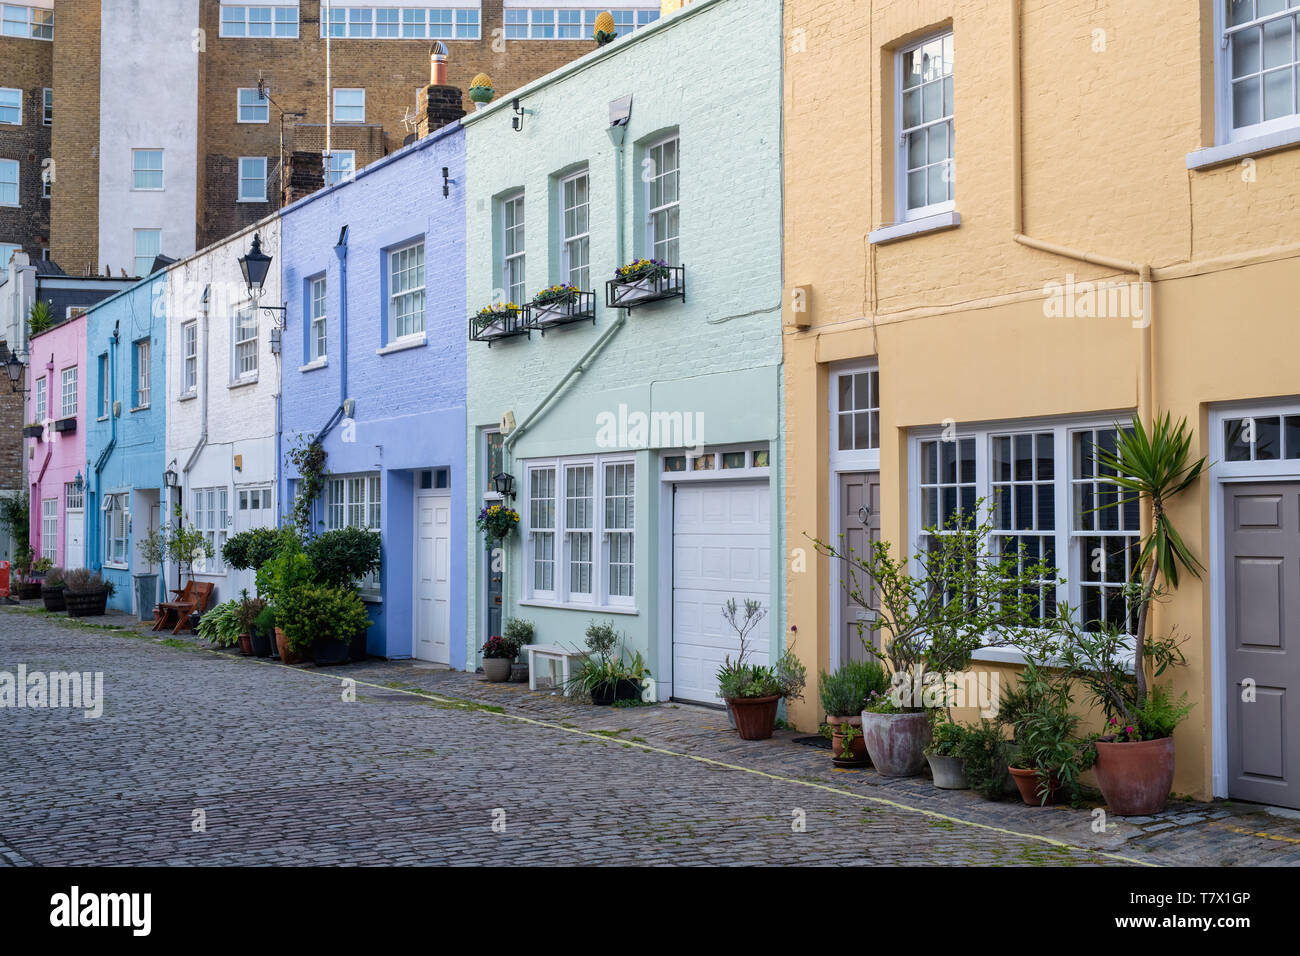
[
  {"x1": 183, "y1": 286, "x2": 210, "y2": 478},
  {"x1": 336, "y1": 226, "x2": 349, "y2": 403},
  {"x1": 91, "y1": 323, "x2": 121, "y2": 571},
  {"x1": 1008, "y1": 0, "x2": 1155, "y2": 428}
]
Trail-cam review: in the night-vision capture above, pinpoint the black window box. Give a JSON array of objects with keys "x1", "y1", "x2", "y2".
[
  {"x1": 469, "y1": 306, "x2": 530, "y2": 346},
  {"x1": 54, "y1": 417, "x2": 76, "y2": 434},
  {"x1": 606, "y1": 264, "x2": 686, "y2": 312},
  {"x1": 22, "y1": 424, "x2": 43, "y2": 440},
  {"x1": 526, "y1": 291, "x2": 596, "y2": 333}
]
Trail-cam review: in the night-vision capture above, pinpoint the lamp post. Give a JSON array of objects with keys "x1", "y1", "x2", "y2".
[
  {"x1": 492, "y1": 472, "x2": 516, "y2": 500},
  {"x1": 1, "y1": 343, "x2": 26, "y2": 393},
  {"x1": 238, "y1": 233, "x2": 286, "y2": 325}
]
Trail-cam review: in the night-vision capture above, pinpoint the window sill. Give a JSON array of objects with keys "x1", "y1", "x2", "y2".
[
  {"x1": 130, "y1": 404, "x2": 149, "y2": 413},
  {"x1": 361, "y1": 593, "x2": 382, "y2": 605},
  {"x1": 298, "y1": 357, "x2": 328, "y2": 373},
  {"x1": 376, "y1": 332, "x2": 426, "y2": 356},
  {"x1": 237, "y1": 198, "x2": 268, "y2": 204},
  {"x1": 868, "y1": 210, "x2": 961, "y2": 246},
  {"x1": 96, "y1": 415, "x2": 108, "y2": 422},
  {"x1": 970, "y1": 644, "x2": 1135, "y2": 669},
  {"x1": 102, "y1": 562, "x2": 128, "y2": 571},
  {"x1": 178, "y1": 391, "x2": 196, "y2": 402},
  {"x1": 1186, "y1": 125, "x2": 1300, "y2": 170},
  {"x1": 228, "y1": 376, "x2": 259, "y2": 389},
  {"x1": 518, "y1": 599, "x2": 639, "y2": 616}
]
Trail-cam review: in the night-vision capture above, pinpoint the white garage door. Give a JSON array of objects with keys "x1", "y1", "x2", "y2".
[{"x1": 672, "y1": 480, "x2": 770, "y2": 704}]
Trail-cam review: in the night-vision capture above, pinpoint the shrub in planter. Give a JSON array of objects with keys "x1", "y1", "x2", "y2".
[
  {"x1": 197, "y1": 600, "x2": 242, "y2": 648},
  {"x1": 480, "y1": 635, "x2": 515, "y2": 682},
  {"x1": 234, "y1": 591, "x2": 267, "y2": 657},
  {"x1": 566, "y1": 621, "x2": 652, "y2": 704},
  {"x1": 503, "y1": 617, "x2": 535, "y2": 682},
  {"x1": 41, "y1": 566, "x2": 67, "y2": 612},
  {"x1": 278, "y1": 584, "x2": 370, "y2": 663},
  {"x1": 925, "y1": 719, "x2": 970, "y2": 790},
  {"x1": 715, "y1": 599, "x2": 805, "y2": 740},
  {"x1": 999, "y1": 659, "x2": 1093, "y2": 806},
  {"x1": 953, "y1": 719, "x2": 1013, "y2": 800},
  {"x1": 251, "y1": 604, "x2": 277, "y2": 657},
  {"x1": 223, "y1": 527, "x2": 289, "y2": 573},
  {"x1": 819, "y1": 659, "x2": 888, "y2": 765},
  {"x1": 63, "y1": 569, "x2": 113, "y2": 617},
  {"x1": 306, "y1": 526, "x2": 381, "y2": 589}
]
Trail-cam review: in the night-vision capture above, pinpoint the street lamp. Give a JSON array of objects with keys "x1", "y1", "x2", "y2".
[
  {"x1": 4, "y1": 347, "x2": 25, "y2": 394},
  {"x1": 238, "y1": 233, "x2": 286, "y2": 326},
  {"x1": 492, "y1": 472, "x2": 516, "y2": 500}
]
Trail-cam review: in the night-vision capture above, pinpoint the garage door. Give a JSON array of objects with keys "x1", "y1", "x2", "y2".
[{"x1": 672, "y1": 480, "x2": 770, "y2": 704}]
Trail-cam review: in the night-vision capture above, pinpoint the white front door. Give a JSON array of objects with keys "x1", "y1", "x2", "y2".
[
  {"x1": 413, "y1": 493, "x2": 451, "y2": 663},
  {"x1": 64, "y1": 510, "x2": 84, "y2": 569},
  {"x1": 672, "y1": 480, "x2": 771, "y2": 704}
]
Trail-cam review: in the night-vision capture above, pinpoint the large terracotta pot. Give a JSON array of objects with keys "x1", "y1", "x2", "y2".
[
  {"x1": 727, "y1": 695, "x2": 780, "y2": 740},
  {"x1": 1008, "y1": 766, "x2": 1064, "y2": 805},
  {"x1": 1094, "y1": 736, "x2": 1175, "y2": 816},
  {"x1": 482, "y1": 658, "x2": 512, "y2": 682},
  {"x1": 237, "y1": 634, "x2": 253, "y2": 657},
  {"x1": 927, "y1": 753, "x2": 969, "y2": 789},
  {"x1": 861, "y1": 711, "x2": 930, "y2": 776},
  {"x1": 827, "y1": 714, "x2": 869, "y2": 766},
  {"x1": 274, "y1": 627, "x2": 303, "y2": 666}
]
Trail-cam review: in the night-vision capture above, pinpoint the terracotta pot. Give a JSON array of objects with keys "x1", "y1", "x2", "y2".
[
  {"x1": 237, "y1": 633, "x2": 253, "y2": 656},
  {"x1": 827, "y1": 714, "x2": 869, "y2": 766},
  {"x1": 1009, "y1": 766, "x2": 1064, "y2": 805},
  {"x1": 1094, "y1": 736, "x2": 1175, "y2": 816},
  {"x1": 727, "y1": 695, "x2": 780, "y2": 740},
  {"x1": 482, "y1": 658, "x2": 512, "y2": 682},
  {"x1": 861, "y1": 711, "x2": 931, "y2": 777},
  {"x1": 927, "y1": 753, "x2": 969, "y2": 789},
  {"x1": 274, "y1": 627, "x2": 303, "y2": 666}
]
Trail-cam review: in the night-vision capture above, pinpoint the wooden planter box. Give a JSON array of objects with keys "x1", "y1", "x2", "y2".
[
  {"x1": 65, "y1": 588, "x2": 109, "y2": 617},
  {"x1": 54, "y1": 417, "x2": 77, "y2": 434}
]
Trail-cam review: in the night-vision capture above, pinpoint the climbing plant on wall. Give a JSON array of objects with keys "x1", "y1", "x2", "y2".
[{"x1": 286, "y1": 434, "x2": 329, "y2": 537}]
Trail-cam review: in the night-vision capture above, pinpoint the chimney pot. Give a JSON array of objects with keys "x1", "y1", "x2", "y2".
[{"x1": 430, "y1": 41, "x2": 449, "y2": 86}]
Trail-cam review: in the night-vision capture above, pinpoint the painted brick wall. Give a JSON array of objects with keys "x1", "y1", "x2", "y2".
[{"x1": 25, "y1": 313, "x2": 84, "y2": 567}]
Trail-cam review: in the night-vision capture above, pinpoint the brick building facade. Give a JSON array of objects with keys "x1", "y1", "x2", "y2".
[{"x1": 0, "y1": 2, "x2": 54, "y2": 266}]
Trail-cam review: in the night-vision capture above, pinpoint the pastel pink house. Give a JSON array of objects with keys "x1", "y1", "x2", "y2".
[{"x1": 26, "y1": 314, "x2": 87, "y2": 570}]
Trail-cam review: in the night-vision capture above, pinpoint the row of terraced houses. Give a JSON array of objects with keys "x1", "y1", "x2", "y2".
[{"x1": 3, "y1": 0, "x2": 1300, "y2": 813}]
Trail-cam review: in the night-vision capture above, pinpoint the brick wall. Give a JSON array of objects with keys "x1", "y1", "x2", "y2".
[
  {"x1": 47, "y1": 0, "x2": 98, "y2": 275},
  {"x1": 0, "y1": 33, "x2": 53, "y2": 261}
]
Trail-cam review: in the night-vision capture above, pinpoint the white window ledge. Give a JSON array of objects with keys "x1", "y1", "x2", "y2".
[
  {"x1": 1187, "y1": 125, "x2": 1300, "y2": 170},
  {"x1": 228, "y1": 376, "x2": 259, "y2": 389},
  {"x1": 178, "y1": 391, "x2": 197, "y2": 402},
  {"x1": 298, "y1": 357, "x2": 328, "y2": 373},
  {"x1": 376, "y1": 332, "x2": 426, "y2": 356},
  {"x1": 868, "y1": 210, "x2": 961, "y2": 245},
  {"x1": 102, "y1": 562, "x2": 129, "y2": 571},
  {"x1": 130, "y1": 404, "x2": 149, "y2": 413},
  {"x1": 517, "y1": 599, "x2": 639, "y2": 616}
]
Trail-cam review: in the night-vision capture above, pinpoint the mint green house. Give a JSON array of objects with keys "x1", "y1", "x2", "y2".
[{"x1": 463, "y1": 0, "x2": 784, "y2": 704}]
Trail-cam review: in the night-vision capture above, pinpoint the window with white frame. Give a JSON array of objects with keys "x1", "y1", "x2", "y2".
[
  {"x1": 0, "y1": 159, "x2": 18, "y2": 206},
  {"x1": 1221, "y1": 0, "x2": 1300, "y2": 139},
  {"x1": 504, "y1": 8, "x2": 656, "y2": 39},
  {"x1": 897, "y1": 30, "x2": 954, "y2": 219},
  {"x1": 3, "y1": 4, "x2": 50, "y2": 38},
  {"x1": 324, "y1": 149, "x2": 355, "y2": 187},
  {"x1": 333, "y1": 88, "x2": 365, "y2": 123},
  {"x1": 132, "y1": 149, "x2": 162, "y2": 190},
  {"x1": 912, "y1": 419, "x2": 1140, "y2": 636},
  {"x1": 34, "y1": 374, "x2": 45, "y2": 421},
  {"x1": 501, "y1": 192, "x2": 525, "y2": 304},
  {"x1": 325, "y1": 473, "x2": 381, "y2": 594},
  {"x1": 646, "y1": 136, "x2": 679, "y2": 265},
  {"x1": 97, "y1": 352, "x2": 108, "y2": 417},
  {"x1": 1223, "y1": 411, "x2": 1300, "y2": 461},
  {"x1": 561, "y1": 170, "x2": 590, "y2": 290},
  {"x1": 309, "y1": 275, "x2": 327, "y2": 360},
  {"x1": 836, "y1": 369, "x2": 879, "y2": 451},
  {"x1": 30, "y1": 4, "x2": 51, "y2": 39},
  {"x1": 388, "y1": 240, "x2": 425, "y2": 340},
  {"x1": 233, "y1": 306, "x2": 257, "y2": 379},
  {"x1": 60, "y1": 366, "x2": 76, "y2": 417},
  {"x1": 322, "y1": 6, "x2": 481, "y2": 38},
  {"x1": 193, "y1": 487, "x2": 229, "y2": 573},
  {"x1": 181, "y1": 320, "x2": 197, "y2": 393},
  {"x1": 64, "y1": 480, "x2": 82, "y2": 510},
  {"x1": 525, "y1": 456, "x2": 635, "y2": 607},
  {"x1": 41, "y1": 497, "x2": 56, "y2": 563},
  {"x1": 220, "y1": 4, "x2": 298, "y2": 37},
  {"x1": 0, "y1": 87, "x2": 20, "y2": 125},
  {"x1": 134, "y1": 229, "x2": 161, "y2": 276},
  {"x1": 238, "y1": 485, "x2": 274, "y2": 529},
  {"x1": 42, "y1": 87, "x2": 51, "y2": 125},
  {"x1": 134, "y1": 338, "x2": 150, "y2": 407},
  {"x1": 103, "y1": 493, "x2": 128, "y2": 567},
  {"x1": 238, "y1": 157, "x2": 267, "y2": 201},
  {"x1": 237, "y1": 87, "x2": 269, "y2": 123}
]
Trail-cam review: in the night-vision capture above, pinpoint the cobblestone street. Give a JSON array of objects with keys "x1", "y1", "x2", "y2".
[{"x1": 2, "y1": 606, "x2": 1298, "y2": 867}]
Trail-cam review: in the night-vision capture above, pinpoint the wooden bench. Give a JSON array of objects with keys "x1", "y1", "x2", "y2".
[
  {"x1": 526, "y1": 644, "x2": 588, "y2": 694},
  {"x1": 152, "y1": 581, "x2": 215, "y2": 634}
]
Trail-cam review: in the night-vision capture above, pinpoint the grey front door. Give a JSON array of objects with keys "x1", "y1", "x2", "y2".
[
  {"x1": 839, "y1": 472, "x2": 881, "y2": 665},
  {"x1": 1225, "y1": 482, "x2": 1300, "y2": 809}
]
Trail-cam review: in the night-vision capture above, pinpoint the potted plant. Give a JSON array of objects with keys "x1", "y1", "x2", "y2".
[
  {"x1": 953, "y1": 719, "x2": 1014, "y2": 800},
  {"x1": 63, "y1": 569, "x2": 113, "y2": 617},
  {"x1": 481, "y1": 635, "x2": 515, "y2": 682},
  {"x1": 253, "y1": 604, "x2": 277, "y2": 658},
  {"x1": 566, "y1": 621, "x2": 651, "y2": 704},
  {"x1": 715, "y1": 599, "x2": 805, "y2": 739},
  {"x1": 471, "y1": 302, "x2": 522, "y2": 341},
  {"x1": 307, "y1": 526, "x2": 380, "y2": 661},
  {"x1": 197, "y1": 600, "x2": 242, "y2": 649},
  {"x1": 530, "y1": 284, "x2": 586, "y2": 326},
  {"x1": 1060, "y1": 414, "x2": 1204, "y2": 816},
  {"x1": 475, "y1": 502, "x2": 519, "y2": 542},
  {"x1": 234, "y1": 590, "x2": 267, "y2": 657},
  {"x1": 11, "y1": 547, "x2": 43, "y2": 600},
  {"x1": 503, "y1": 617, "x2": 534, "y2": 682},
  {"x1": 255, "y1": 535, "x2": 317, "y2": 665},
  {"x1": 607, "y1": 258, "x2": 679, "y2": 307},
  {"x1": 999, "y1": 658, "x2": 1093, "y2": 805},
  {"x1": 925, "y1": 718, "x2": 971, "y2": 789},
  {"x1": 818, "y1": 659, "x2": 889, "y2": 766},
  {"x1": 812, "y1": 502, "x2": 1051, "y2": 778},
  {"x1": 278, "y1": 584, "x2": 370, "y2": 666},
  {"x1": 40, "y1": 566, "x2": 67, "y2": 612},
  {"x1": 22, "y1": 422, "x2": 43, "y2": 440}
]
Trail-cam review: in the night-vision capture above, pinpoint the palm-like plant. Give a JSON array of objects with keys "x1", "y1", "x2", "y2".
[{"x1": 1095, "y1": 412, "x2": 1206, "y2": 705}]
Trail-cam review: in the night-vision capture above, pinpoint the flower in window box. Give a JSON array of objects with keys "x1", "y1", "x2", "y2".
[
  {"x1": 531, "y1": 284, "x2": 582, "y2": 324},
  {"x1": 475, "y1": 503, "x2": 519, "y2": 540},
  {"x1": 473, "y1": 302, "x2": 520, "y2": 338},
  {"x1": 609, "y1": 258, "x2": 680, "y2": 307}
]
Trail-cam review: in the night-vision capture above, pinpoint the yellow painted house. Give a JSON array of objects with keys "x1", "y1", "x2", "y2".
[{"x1": 782, "y1": 0, "x2": 1300, "y2": 807}]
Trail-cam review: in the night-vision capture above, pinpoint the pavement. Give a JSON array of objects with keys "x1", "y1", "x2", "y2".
[{"x1": 2, "y1": 603, "x2": 1298, "y2": 866}]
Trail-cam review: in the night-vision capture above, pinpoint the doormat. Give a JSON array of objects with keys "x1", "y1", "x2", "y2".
[{"x1": 791, "y1": 735, "x2": 832, "y2": 750}]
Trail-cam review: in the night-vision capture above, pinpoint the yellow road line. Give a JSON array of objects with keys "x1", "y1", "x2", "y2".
[{"x1": 1208, "y1": 821, "x2": 1300, "y2": 845}]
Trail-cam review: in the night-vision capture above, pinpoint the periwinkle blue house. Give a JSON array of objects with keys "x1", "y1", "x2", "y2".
[
  {"x1": 278, "y1": 103, "x2": 467, "y2": 664},
  {"x1": 83, "y1": 273, "x2": 168, "y2": 616}
]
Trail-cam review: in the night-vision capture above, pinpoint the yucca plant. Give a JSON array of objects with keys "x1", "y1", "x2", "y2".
[{"x1": 1094, "y1": 412, "x2": 1206, "y2": 706}]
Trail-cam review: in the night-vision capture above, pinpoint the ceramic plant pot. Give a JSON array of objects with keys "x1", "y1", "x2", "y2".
[
  {"x1": 861, "y1": 711, "x2": 931, "y2": 777},
  {"x1": 926, "y1": 753, "x2": 969, "y2": 790},
  {"x1": 827, "y1": 714, "x2": 869, "y2": 766},
  {"x1": 1008, "y1": 766, "x2": 1064, "y2": 806},
  {"x1": 1094, "y1": 736, "x2": 1176, "y2": 816},
  {"x1": 727, "y1": 695, "x2": 780, "y2": 740},
  {"x1": 482, "y1": 658, "x2": 513, "y2": 682}
]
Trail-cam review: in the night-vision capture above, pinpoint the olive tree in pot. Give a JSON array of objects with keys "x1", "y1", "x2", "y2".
[
  {"x1": 811, "y1": 503, "x2": 1050, "y2": 777},
  {"x1": 818, "y1": 659, "x2": 888, "y2": 766},
  {"x1": 715, "y1": 599, "x2": 806, "y2": 740}
]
